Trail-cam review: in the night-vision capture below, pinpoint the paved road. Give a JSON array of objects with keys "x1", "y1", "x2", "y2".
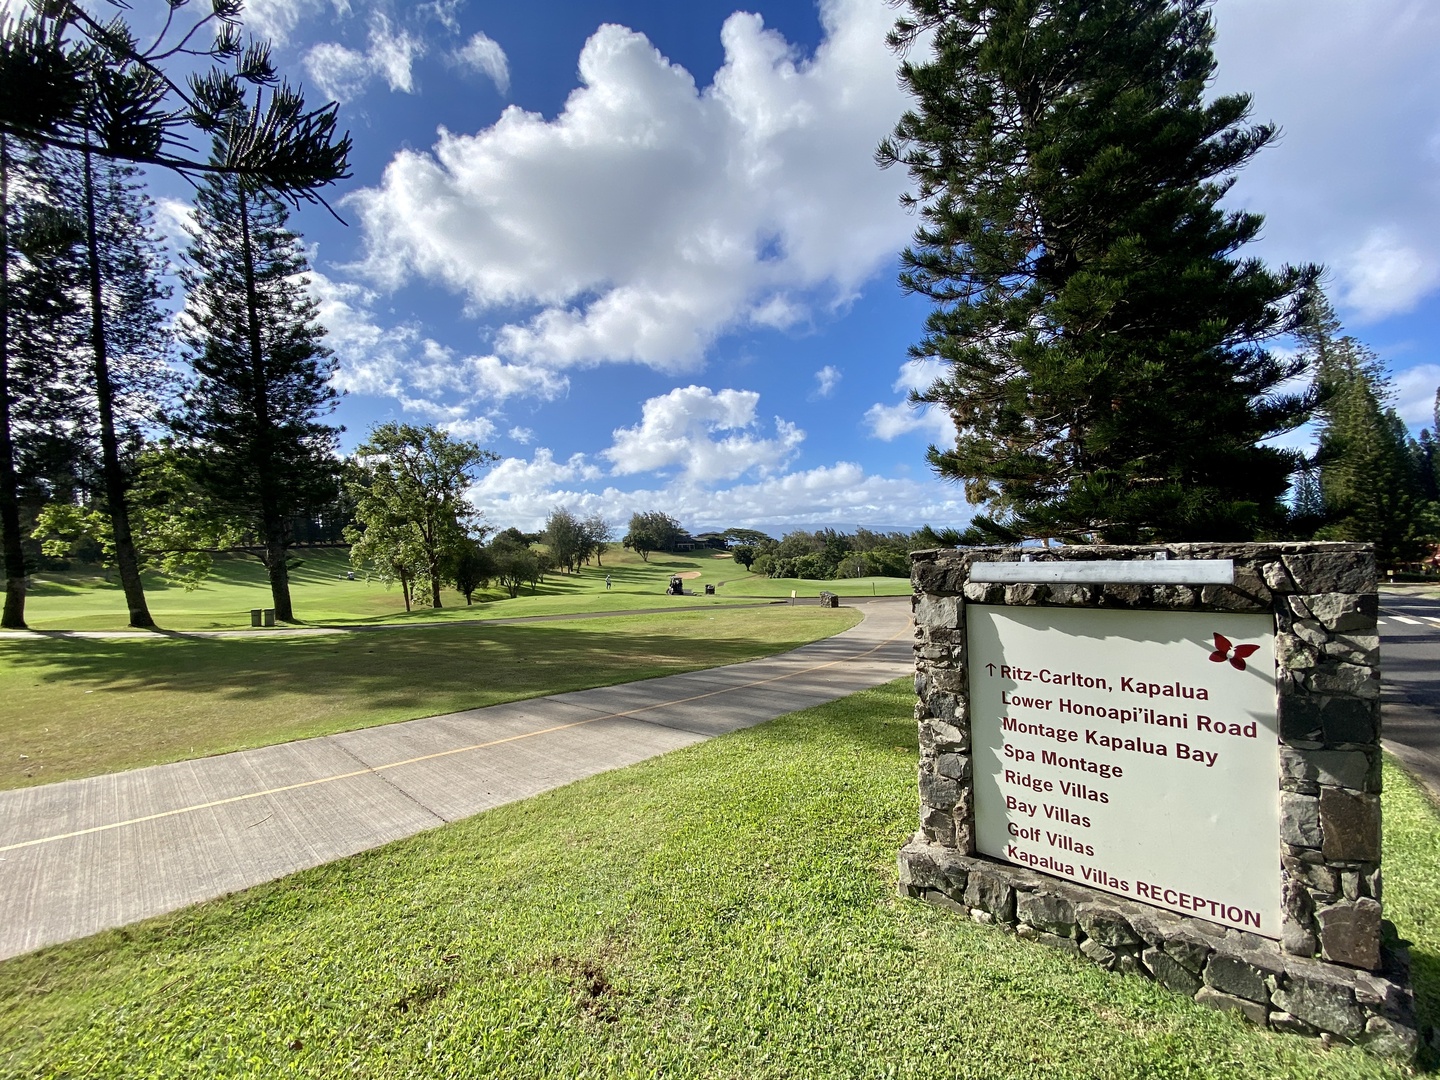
[
  {"x1": 0, "y1": 598, "x2": 913, "y2": 961},
  {"x1": 1379, "y1": 587, "x2": 1440, "y2": 803}
]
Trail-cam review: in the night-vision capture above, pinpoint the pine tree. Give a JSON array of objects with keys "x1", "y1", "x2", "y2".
[
  {"x1": 1302, "y1": 295, "x2": 1439, "y2": 566},
  {"x1": 0, "y1": 136, "x2": 85, "y2": 628},
  {"x1": 877, "y1": 0, "x2": 1317, "y2": 542},
  {"x1": 172, "y1": 170, "x2": 340, "y2": 622},
  {"x1": 72, "y1": 145, "x2": 171, "y2": 628}
]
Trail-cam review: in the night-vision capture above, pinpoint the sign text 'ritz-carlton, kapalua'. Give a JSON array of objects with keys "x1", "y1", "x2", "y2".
[{"x1": 899, "y1": 545, "x2": 1419, "y2": 1060}]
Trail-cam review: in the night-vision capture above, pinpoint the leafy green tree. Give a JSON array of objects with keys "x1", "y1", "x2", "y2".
[
  {"x1": 544, "y1": 506, "x2": 583, "y2": 572},
  {"x1": 488, "y1": 535, "x2": 539, "y2": 598},
  {"x1": 878, "y1": 0, "x2": 1316, "y2": 543},
  {"x1": 448, "y1": 538, "x2": 495, "y2": 605},
  {"x1": 580, "y1": 513, "x2": 612, "y2": 566},
  {"x1": 345, "y1": 423, "x2": 498, "y2": 609},
  {"x1": 171, "y1": 163, "x2": 340, "y2": 622},
  {"x1": 622, "y1": 511, "x2": 682, "y2": 562},
  {"x1": 731, "y1": 544, "x2": 757, "y2": 571}
]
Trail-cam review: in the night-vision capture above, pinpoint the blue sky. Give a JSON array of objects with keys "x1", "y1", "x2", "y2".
[{"x1": 145, "y1": 0, "x2": 1440, "y2": 535}]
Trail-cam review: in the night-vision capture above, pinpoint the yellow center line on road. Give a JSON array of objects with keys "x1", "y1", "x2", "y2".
[{"x1": 2, "y1": 625, "x2": 911, "y2": 855}]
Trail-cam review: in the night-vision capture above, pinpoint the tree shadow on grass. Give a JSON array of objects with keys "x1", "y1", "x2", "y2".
[{"x1": 0, "y1": 623, "x2": 807, "y2": 713}]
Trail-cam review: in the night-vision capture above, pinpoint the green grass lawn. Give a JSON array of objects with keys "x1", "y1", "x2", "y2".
[
  {"x1": 17, "y1": 548, "x2": 913, "y2": 631},
  {"x1": 0, "y1": 605, "x2": 860, "y2": 789},
  {"x1": 1, "y1": 680, "x2": 1433, "y2": 1078}
]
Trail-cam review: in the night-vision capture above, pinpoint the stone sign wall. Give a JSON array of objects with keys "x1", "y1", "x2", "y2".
[{"x1": 902, "y1": 543, "x2": 1418, "y2": 1059}]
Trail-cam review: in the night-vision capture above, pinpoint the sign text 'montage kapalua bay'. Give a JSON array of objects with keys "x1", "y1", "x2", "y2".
[{"x1": 968, "y1": 605, "x2": 1281, "y2": 937}]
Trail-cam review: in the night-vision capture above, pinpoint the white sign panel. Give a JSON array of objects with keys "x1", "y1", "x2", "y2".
[{"x1": 968, "y1": 605, "x2": 1281, "y2": 937}]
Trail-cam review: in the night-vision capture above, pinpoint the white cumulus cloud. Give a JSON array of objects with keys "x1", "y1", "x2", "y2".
[
  {"x1": 1395, "y1": 363, "x2": 1440, "y2": 426},
  {"x1": 454, "y1": 31, "x2": 510, "y2": 94},
  {"x1": 347, "y1": 0, "x2": 912, "y2": 373},
  {"x1": 307, "y1": 268, "x2": 565, "y2": 433},
  {"x1": 1211, "y1": 0, "x2": 1440, "y2": 323},
  {"x1": 304, "y1": 14, "x2": 425, "y2": 102},
  {"x1": 813, "y1": 365, "x2": 841, "y2": 398},
  {"x1": 865, "y1": 360, "x2": 957, "y2": 445},
  {"x1": 601, "y1": 386, "x2": 805, "y2": 482}
]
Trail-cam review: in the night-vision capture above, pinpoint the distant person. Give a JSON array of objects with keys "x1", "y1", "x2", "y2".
[{"x1": 605, "y1": 575, "x2": 612, "y2": 590}]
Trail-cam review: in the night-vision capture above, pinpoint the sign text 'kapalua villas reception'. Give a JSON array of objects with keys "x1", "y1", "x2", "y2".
[{"x1": 899, "y1": 544, "x2": 1420, "y2": 1060}]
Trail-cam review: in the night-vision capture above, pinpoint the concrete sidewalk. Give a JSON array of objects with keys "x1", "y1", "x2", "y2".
[{"x1": 0, "y1": 598, "x2": 913, "y2": 960}]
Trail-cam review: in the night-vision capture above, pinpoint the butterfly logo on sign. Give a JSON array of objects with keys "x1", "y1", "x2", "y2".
[{"x1": 1208, "y1": 633, "x2": 1259, "y2": 671}]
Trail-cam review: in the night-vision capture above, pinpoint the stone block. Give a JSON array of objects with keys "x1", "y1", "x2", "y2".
[
  {"x1": 1262, "y1": 560, "x2": 1296, "y2": 592},
  {"x1": 1281, "y1": 552, "x2": 1375, "y2": 595},
  {"x1": 1277, "y1": 693, "x2": 1324, "y2": 743},
  {"x1": 1199, "y1": 582, "x2": 1271, "y2": 613},
  {"x1": 1305, "y1": 592, "x2": 1378, "y2": 633},
  {"x1": 1144, "y1": 947, "x2": 1203, "y2": 995},
  {"x1": 919, "y1": 769, "x2": 960, "y2": 810},
  {"x1": 918, "y1": 804, "x2": 956, "y2": 848},
  {"x1": 1077, "y1": 905, "x2": 1141, "y2": 947},
  {"x1": 1005, "y1": 583, "x2": 1049, "y2": 605},
  {"x1": 1320, "y1": 697, "x2": 1378, "y2": 746},
  {"x1": 1304, "y1": 662, "x2": 1380, "y2": 700},
  {"x1": 1163, "y1": 934, "x2": 1213, "y2": 974},
  {"x1": 1281, "y1": 922, "x2": 1317, "y2": 958},
  {"x1": 1290, "y1": 619, "x2": 1328, "y2": 648},
  {"x1": 1151, "y1": 584, "x2": 1197, "y2": 608},
  {"x1": 1319, "y1": 789, "x2": 1381, "y2": 862},
  {"x1": 1195, "y1": 986, "x2": 1269, "y2": 1026},
  {"x1": 919, "y1": 717, "x2": 968, "y2": 754},
  {"x1": 964, "y1": 870, "x2": 1015, "y2": 923},
  {"x1": 1288, "y1": 595, "x2": 1314, "y2": 620},
  {"x1": 1316, "y1": 899, "x2": 1382, "y2": 971},
  {"x1": 1272, "y1": 978, "x2": 1365, "y2": 1040},
  {"x1": 936, "y1": 752, "x2": 971, "y2": 781},
  {"x1": 1080, "y1": 938, "x2": 1116, "y2": 969},
  {"x1": 1100, "y1": 584, "x2": 1148, "y2": 607},
  {"x1": 1046, "y1": 584, "x2": 1095, "y2": 606},
  {"x1": 1363, "y1": 1016, "x2": 1419, "y2": 1059},
  {"x1": 1279, "y1": 748, "x2": 1371, "y2": 791},
  {"x1": 1324, "y1": 633, "x2": 1380, "y2": 666},
  {"x1": 1282, "y1": 855, "x2": 1338, "y2": 896},
  {"x1": 1204, "y1": 955, "x2": 1270, "y2": 1004},
  {"x1": 963, "y1": 581, "x2": 1002, "y2": 603},
  {"x1": 1276, "y1": 634, "x2": 1320, "y2": 670},
  {"x1": 924, "y1": 691, "x2": 967, "y2": 728},
  {"x1": 915, "y1": 593, "x2": 960, "y2": 633},
  {"x1": 913, "y1": 558, "x2": 966, "y2": 596},
  {"x1": 1280, "y1": 792, "x2": 1321, "y2": 848},
  {"x1": 1016, "y1": 890, "x2": 1077, "y2": 937}
]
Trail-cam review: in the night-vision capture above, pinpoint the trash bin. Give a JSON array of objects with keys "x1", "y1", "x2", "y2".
[
  {"x1": 262, "y1": 608, "x2": 276, "y2": 627},
  {"x1": 250, "y1": 608, "x2": 263, "y2": 627},
  {"x1": 704, "y1": 583, "x2": 715, "y2": 595}
]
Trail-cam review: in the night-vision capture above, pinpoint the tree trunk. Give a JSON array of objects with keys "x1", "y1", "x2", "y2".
[
  {"x1": 429, "y1": 559, "x2": 442, "y2": 608},
  {"x1": 238, "y1": 190, "x2": 294, "y2": 622},
  {"x1": 83, "y1": 145, "x2": 153, "y2": 628},
  {"x1": 0, "y1": 135, "x2": 28, "y2": 629},
  {"x1": 399, "y1": 565, "x2": 411, "y2": 611}
]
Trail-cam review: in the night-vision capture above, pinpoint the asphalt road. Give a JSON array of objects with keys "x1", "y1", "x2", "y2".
[{"x1": 1378, "y1": 586, "x2": 1440, "y2": 802}]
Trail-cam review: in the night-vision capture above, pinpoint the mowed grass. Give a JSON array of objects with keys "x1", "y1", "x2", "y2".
[
  {"x1": 1, "y1": 680, "x2": 1433, "y2": 1079},
  {"x1": 19, "y1": 547, "x2": 913, "y2": 630},
  {"x1": 0, "y1": 605, "x2": 860, "y2": 789}
]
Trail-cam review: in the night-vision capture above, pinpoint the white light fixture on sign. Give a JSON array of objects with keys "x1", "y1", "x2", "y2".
[{"x1": 969, "y1": 560, "x2": 1234, "y2": 586}]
